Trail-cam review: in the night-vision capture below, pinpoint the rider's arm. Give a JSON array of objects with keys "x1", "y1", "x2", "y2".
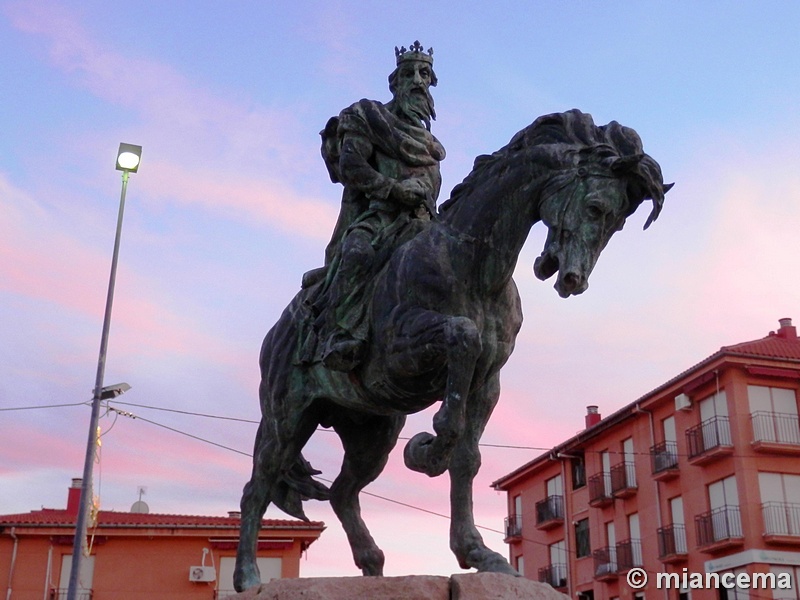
[{"x1": 338, "y1": 133, "x2": 394, "y2": 201}]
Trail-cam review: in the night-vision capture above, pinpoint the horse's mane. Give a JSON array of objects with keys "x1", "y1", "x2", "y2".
[{"x1": 440, "y1": 109, "x2": 666, "y2": 223}]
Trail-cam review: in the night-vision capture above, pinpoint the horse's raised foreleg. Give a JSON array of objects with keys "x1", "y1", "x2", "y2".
[
  {"x1": 448, "y1": 375, "x2": 518, "y2": 575},
  {"x1": 330, "y1": 412, "x2": 406, "y2": 575},
  {"x1": 404, "y1": 315, "x2": 482, "y2": 477}
]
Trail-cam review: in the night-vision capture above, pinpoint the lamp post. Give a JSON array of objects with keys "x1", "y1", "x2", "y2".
[{"x1": 67, "y1": 143, "x2": 142, "y2": 600}]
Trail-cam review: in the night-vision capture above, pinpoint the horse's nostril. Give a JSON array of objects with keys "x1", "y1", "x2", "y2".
[{"x1": 563, "y1": 272, "x2": 579, "y2": 287}]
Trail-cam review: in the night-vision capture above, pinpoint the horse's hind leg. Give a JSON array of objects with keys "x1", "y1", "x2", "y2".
[
  {"x1": 330, "y1": 411, "x2": 406, "y2": 575},
  {"x1": 235, "y1": 409, "x2": 318, "y2": 592}
]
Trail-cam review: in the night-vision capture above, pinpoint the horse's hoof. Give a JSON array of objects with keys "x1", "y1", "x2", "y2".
[
  {"x1": 234, "y1": 565, "x2": 261, "y2": 593},
  {"x1": 403, "y1": 432, "x2": 449, "y2": 477},
  {"x1": 468, "y1": 548, "x2": 519, "y2": 576}
]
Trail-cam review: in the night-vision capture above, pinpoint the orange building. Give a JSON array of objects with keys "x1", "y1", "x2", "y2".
[
  {"x1": 0, "y1": 479, "x2": 324, "y2": 599},
  {"x1": 493, "y1": 318, "x2": 800, "y2": 600}
]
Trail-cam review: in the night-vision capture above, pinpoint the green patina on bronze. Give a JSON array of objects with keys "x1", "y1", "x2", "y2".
[{"x1": 234, "y1": 41, "x2": 672, "y2": 591}]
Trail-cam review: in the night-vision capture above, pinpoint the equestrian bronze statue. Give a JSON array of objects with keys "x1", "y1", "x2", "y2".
[{"x1": 234, "y1": 42, "x2": 672, "y2": 592}]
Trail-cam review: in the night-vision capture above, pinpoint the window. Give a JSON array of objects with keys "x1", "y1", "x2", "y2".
[
  {"x1": 700, "y1": 392, "x2": 731, "y2": 448},
  {"x1": 601, "y1": 450, "x2": 612, "y2": 495},
  {"x1": 704, "y1": 476, "x2": 741, "y2": 543},
  {"x1": 575, "y1": 518, "x2": 591, "y2": 558},
  {"x1": 771, "y1": 565, "x2": 799, "y2": 600},
  {"x1": 548, "y1": 540, "x2": 567, "y2": 587},
  {"x1": 718, "y1": 568, "x2": 749, "y2": 600},
  {"x1": 538, "y1": 474, "x2": 564, "y2": 523},
  {"x1": 628, "y1": 513, "x2": 642, "y2": 566},
  {"x1": 670, "y1": 496, "x2": 687, "y2": 553},
  {"x1": 58, "y1": 554, "x2": 95, "y2": 599},
  {"x1": 759, "y1": 472, "x2": 800, "y2": 536},
  {"x1": 623, "y1": 437, "x2": 636, "y2": 487},
  {"x1": 546, "y1": 474, "x2": 563, "y2": 497},
  {"x1": 572, "y1": 453, "x2": 586, "y2": 489},
  {"x1": 516, "y1": 555, "x2": 525, "y2": 576},
  {"x1": 219, "y1": 557, "x2": 281, "y2": 596},
  {"x1": 749, "y1": 385, "x2": 800, "y2": 444},
  {"x1": 606, "y1": 521, "x2": 617, "y2": 570}
]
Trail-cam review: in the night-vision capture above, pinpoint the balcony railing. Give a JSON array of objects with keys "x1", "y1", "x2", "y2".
[
  {"x1": 535, "y1": 495, "x2": 564, "y2": 528},
  {"x1": 592, "y1": 546, "x2": 617, "y2": 579},
  {"x1": 588, "y1": 472, "x2": 613, "y2": 507},
  {"x1": 538, "y1": 563, "x2": 568, "y2": 588},
  {"x1": 762, "y1": 501, "x2": 800, "y2": 538},
  {"x1": 651, "y1": 440, "x2": 679, "y2": 475},
  {"x1": 751, "y1": 411, "x2": 800, "y2": 449},
  {"x1": 616, "y1": 538, "x2": 643, "y2": 571},
  {"x1": 686, "y1": 416, "x2": 733, "y2": 461},
  {"x1": 657, "y1": 524, "x2": 687, "y2": 560},
  {"x1": 610, "y1": 461, "x2": 637, "y2": 497},
  {"x1": 696, "y1": 505, "x2": 743, "y2": 548},
  {"x1": 504, "y1": 514, "x2": 522, "y2": 539}
]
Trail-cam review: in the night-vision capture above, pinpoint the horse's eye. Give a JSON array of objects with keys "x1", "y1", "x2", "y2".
[
  {"x1": 587, "y1": 205, "x2": 604, "y2": 219},
  {"x1": 577, "y1": 167, "x2": 588, "y2": 177}
]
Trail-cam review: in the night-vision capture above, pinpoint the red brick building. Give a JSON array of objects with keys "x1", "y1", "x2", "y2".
[
  {"x1": 0, "y1": 479, "x2": 324, "y2": 599},
  {"x1": 493, "y1": 318, "x2": 800, "y2": 600}
]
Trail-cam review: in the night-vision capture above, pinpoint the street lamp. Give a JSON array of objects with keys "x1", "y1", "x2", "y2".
[{"x1": 67, "y1": 143, "x2": 141, "y2": 600}]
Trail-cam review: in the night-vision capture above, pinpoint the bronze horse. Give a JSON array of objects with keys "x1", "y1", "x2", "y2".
[{"x1": 234, "y1": 109, "x2": 671, "y2": 590}]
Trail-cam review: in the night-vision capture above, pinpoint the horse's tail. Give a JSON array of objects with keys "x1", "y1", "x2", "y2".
[
  {"x1": 256, "y1": 287, "x2": 331, "y2": 521},
  {"x1": 271, "y1": 455, "x2": 331, "y2": 521}
]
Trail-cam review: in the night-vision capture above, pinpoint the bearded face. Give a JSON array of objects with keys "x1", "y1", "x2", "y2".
[{"x1": 389, "y1": 60, "x2": 437, "y2": 130}]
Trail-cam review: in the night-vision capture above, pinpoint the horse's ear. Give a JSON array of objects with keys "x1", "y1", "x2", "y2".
[
  {"x1": 611, "y1": 154, "x2": 644, "y2": 174},
  {"x1": 663, "y1": 182, "x2": 675, "y2": 194}
]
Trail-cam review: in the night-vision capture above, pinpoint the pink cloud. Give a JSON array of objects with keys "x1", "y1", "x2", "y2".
[
  {"x1": 6, "y1": 2, "x2": 338, "y2": 240},
  {"x1": 0, "y1": 174, "x2": 244, "y2": 365},
  {"x1": 140, "y1": 162, "x2": 337, "y2": 242}
]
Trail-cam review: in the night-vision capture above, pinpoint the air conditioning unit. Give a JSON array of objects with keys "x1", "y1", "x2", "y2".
[
  {"x1": 675, "y1": 393, "x2": 692, "y2": 411},
  {"x1": 189, "y1": 566, "x2": 216, "y2": 582}
]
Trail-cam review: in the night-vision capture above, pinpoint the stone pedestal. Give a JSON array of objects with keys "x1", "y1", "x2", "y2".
[{"x1": 224, "y1": 572, "x2": 571, "y2": 600}]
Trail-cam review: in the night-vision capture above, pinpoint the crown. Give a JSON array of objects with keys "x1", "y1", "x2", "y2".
[{"x1": 395, "y1": 40, "x2": 433, "y2": 66}]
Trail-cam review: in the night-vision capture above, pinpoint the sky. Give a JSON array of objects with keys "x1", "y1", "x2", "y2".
[{"x1": 2, "y1": 0, "x2": 800, "y2": 579}]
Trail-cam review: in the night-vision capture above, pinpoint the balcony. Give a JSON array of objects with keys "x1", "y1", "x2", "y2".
[
  {"x1": 504, "y1": 514, "x2": 522, "y2": 541},
  {"x1": 696, "y1": 506, "x2": 743, "y2": 553},
  {"x1": 762, "y1": 502, "x2": 800, "y2": 545},
  {"x1": 616, "y1": 538, "x2": 643, "y2": 572},
  {"x1": 651, "y1": 441, "x2": 679, "y2": 481},
  {"x1": 592, "y1": 546, "x2": 617, "y2": 581},
  {"x1": 50, "y1": 591, "x2": 92, "y2": 600},
  {"x1": 610, "y1": 461, "x2": 637, "y2": 498},
  {"x1": 751, "y1": 412, "x2": 800, "y2": 455},
  {"x1": 535, "y1": 495, "x2": 564, "y2": 530},
  {"x1": 657, "y1": 524, "x2": 688, "y2": 563},
  {"x1": 686, "y1": 416, "x2": 733, "y2": 465},
  {"x1": 588, "y1": 473, "x2": 613, "y2": 508},
  {"x1": 538, "y1": 563, "x2": 568, "y2": 589}
]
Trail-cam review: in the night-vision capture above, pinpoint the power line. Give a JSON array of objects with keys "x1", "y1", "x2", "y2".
[
  {"x1": 92, "y1": 403, "x2": 796, "y2": 593},
  {"x1": 107, "y1": 406, "x2": 251, "y2": 457},
  {"x1": 0, "y1": 401, "x2": 89, "y2": 411},
  {"x1": 110, "y1": 400, "x2": 259, "y2": 423},
  {"x1": 6, "y1": 399, "x2": 795, "y2": 463}
]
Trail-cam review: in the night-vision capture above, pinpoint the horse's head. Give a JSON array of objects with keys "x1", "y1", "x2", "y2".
[{"x1": 525, "y1": 112, "x2": 672, "y2": 298}]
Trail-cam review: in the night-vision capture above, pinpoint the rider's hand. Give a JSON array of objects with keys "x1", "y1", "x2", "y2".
[{"x1": 391, "y1": 179, "x2": 428, "y2": 206}]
